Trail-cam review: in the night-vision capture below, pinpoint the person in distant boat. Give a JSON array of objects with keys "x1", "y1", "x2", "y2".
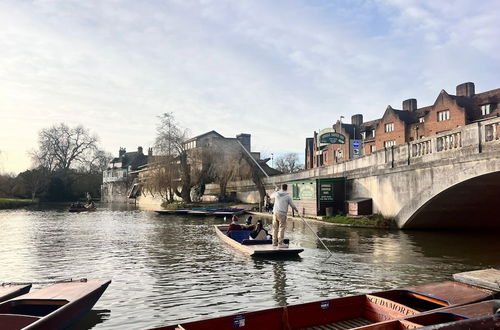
[
  {"x1": 264, "y1": 194, "x2": 273, "y2": 213},
  {"x1": 242, "y1": 216, "x2": 255, "y2": 230},
  {"x1": 227, "y1": 215, "x2": 243, "y2": 232},
  {"x1": 249, "y1": 220, "x2": 269, "y2": 240},
  {"x1": 270, "y1": 184, "x2": 298, "y2": 248}
]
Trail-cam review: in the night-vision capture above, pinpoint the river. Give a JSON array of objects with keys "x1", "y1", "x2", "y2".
[{"x1": 0, "y1": 205, "x2": 498, "y2": 329}]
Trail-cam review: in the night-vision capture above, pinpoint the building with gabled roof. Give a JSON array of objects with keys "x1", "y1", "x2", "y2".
[{"x1": 306, "y1": 81, "x2": 500, "y2": 169}]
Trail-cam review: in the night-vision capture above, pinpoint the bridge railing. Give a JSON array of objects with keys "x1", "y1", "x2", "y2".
[{"x1": 229, "y1": 116, "x2": 500, "y2": 192}]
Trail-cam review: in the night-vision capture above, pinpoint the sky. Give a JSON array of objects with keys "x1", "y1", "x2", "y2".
[{"x1": 1, "y1": 0, "x2": 499, "y2": 174}]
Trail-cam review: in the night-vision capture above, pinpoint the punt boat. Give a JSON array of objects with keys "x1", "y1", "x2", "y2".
[
  {"x1": 215, "y1": 225, "x2": 303, "y2": 257},
  {"x1": 0, "y1": 285, "x2": 31, "y2": 303},
  {"x1": 68, "y1": 203, "x2": 96, "y2": 213},
  {"x1": 354, "y1": 299, "x2": 500, "y2": 329},
  {"x1": 155, "y1": 210, "x2": 177, "y2": 215},
  {"x1": 211, "y1": 208, "x2": 246, "y2": 217},
  {"x1": 156, "y1": 279, "x2": 498, "y2": 330},
  {"x1": 0, "y1": 279, "x2": 111, "y2": 330}
]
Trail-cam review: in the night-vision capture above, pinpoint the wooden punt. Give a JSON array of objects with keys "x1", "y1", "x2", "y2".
[
  {"x1": 215, "y1": 225, "x2": 303, "y2": 257},
  {"x1": 355, "y1": 299, "x2": 499, "y2": 329},
  {"x1": 0, "y1": 285, "x2": 31, "y2": 303},
  {"x1": 0, "y1": 279, "x2": 111, "y2": 330},
  {"x1": 155, "y1": 280, "x2": 497, "y2": 330},
  {"x1": 155, "y1": 210, "x2": 177, "y2": 215},
  {"x1": 211, "y1": 208, "x2": 246, "y2": 217}
]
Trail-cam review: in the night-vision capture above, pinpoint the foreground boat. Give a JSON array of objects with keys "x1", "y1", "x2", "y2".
[
  {"x1": 156, "y1": 208, "x2": 246, "y2": 217},
  {"x1": 215, "y1": 225, "x2": 303, "y2": 257},
  {"x1": 156, "y1": 274, "x2": 498, "y2": 330},
  {"x1": 0, "y1": 279, "x2": 111, "y2": 329},
  {"x1": 0, "y1": 285, "x2": 31, "y2": 303}
]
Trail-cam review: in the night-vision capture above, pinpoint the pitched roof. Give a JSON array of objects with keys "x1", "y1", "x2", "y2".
[{"x1": 184, "y1": 130, "x2": 224, "y2": 143}]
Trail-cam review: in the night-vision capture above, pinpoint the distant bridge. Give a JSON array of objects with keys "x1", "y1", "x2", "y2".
[{"x1": 238, "y1": 117, "x2": 500, "y2": 229}]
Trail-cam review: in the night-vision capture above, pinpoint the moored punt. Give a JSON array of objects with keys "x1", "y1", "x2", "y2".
[
  {"x1": 0, "y1": 279, "x2": 111, "y2": 330},
  {"x1": 155, "y1": 210, "x2": 177, "y2": 215},
  {"x1": 0, "y1": 285, "x2": 31, "y2": 303},
  {"x1": 215, "y1": 225, "x2": 303, "y2": 257},
  {"x1": 354, "y1": 299, "x2": 500, "y2": 329},
  {"x1": 155, "y1": 279, "x2": 497, "y2": 330},
  {"x1": 211, "y1": 208, "x2": 246, "y2": 217}
]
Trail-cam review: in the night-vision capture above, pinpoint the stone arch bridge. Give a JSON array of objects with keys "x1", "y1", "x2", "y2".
[{"x1": 236, "y1": 117, "x2": 500, "y2": 229}]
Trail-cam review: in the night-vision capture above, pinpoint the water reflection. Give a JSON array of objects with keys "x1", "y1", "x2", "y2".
[
  {"x1": 71, "y1": 309, "x2": 111, "y2": 330},
  {"x1": 0, "y1": 207, "x2": 498, "y2": 330},
  {"x1": 272, "y1": 261, "x2": 287, "y2": 306}
]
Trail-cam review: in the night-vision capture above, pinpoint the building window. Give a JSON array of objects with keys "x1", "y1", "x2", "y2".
[
  {"x1": 419, "y1": 117, "x2": 425, "y2": 123},
  {"x1": 384, "y1": 140, "x2": 396, "y2": 148},
  {"x1": 361, "y1": 132, "x2": 366, "y2": 140},
  {"x1": 385, "y1": 123, "x2": 394, "y2": 132},
  {"x1": 481, "y1": 104, "x2": 491, "y2": 116},
  {"x1": 370, "y1": 145, "x2": 376, "y2": 153},
  {"x1": 437, "y1": 110, "x2": 450, "y2": 122},
  {"x1": 372, "y1": 129, "x2": 375, "y2": 137}
]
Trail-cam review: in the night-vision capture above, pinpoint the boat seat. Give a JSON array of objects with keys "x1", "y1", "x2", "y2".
[
  {"x1": 0, "y1": 314, "x2": 41, "y2": 328},
  {"x1": 242, "y1": 239, "x2": 290, "y2": 245},
  {"x1": 227, "y1": 230, "x2": 251, "y2": 243}
]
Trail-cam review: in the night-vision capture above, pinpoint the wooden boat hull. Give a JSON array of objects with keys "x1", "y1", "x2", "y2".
[
  {"x1": 215, "y1": 225, "x2": 303, "y2": 257},
  {"x1": 0, "y1": 285, "x2": 31, "y2": 303},
  {"x1": 68, "y1": 207, "x2": 96, "y2": 213},
  {"x1": 0, "y1": 279, "x2": 111, "y2": 330},
  {"x1": 155, "y1": 280, "x2": 497, "y2": 330}
]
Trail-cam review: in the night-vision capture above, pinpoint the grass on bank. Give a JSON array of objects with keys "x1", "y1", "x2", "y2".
[
  {"x1": 0, "y1": 198, "x2": 35, "y2": 209},
  {"x1": 321, "y1": 213, "x2": 395, "y2": 228}
]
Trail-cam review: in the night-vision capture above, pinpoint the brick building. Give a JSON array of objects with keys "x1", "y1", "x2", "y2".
[{"x1": 306, "y1": 82, "x2": 499, "y2": 169}]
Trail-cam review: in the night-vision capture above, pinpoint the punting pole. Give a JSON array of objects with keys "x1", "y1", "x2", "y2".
[{"x1": 237, "y1": 141, "x2": 335, "y2": 259}]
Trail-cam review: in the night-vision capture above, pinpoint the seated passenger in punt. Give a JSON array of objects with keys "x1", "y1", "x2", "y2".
[
  {"x1": 227, "y1": 215, "x2": 243, "y2": 232},
  {"x1": 249, "y1": 220, "x2": 269, "y2": 240},
  {"x1": 242, "y1": 216, "x2": 255, "y2": 230}
]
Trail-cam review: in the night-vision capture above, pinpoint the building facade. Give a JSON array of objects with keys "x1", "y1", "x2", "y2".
[
  {"x1": 101, "y1": 146, "x2": 152, "y2": 203},
  {"x1": 306, "y1": 82, "x2": 499, "y2": 169}
]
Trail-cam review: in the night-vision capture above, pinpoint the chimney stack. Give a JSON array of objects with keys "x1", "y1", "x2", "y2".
[
  {"x1": 138, "y1": 146, "x2": 143, "y2": 155},
  {"x1": 456, "y1": 82, "x2": 475, "y2": 97},
  {"x1": 148, "y1": 147, "x2": 153, "y2": 157},
  {"x1": 236, "y1": 133, "x2": 251, "y2": 151},
  {"x1": 119, "y1": 147, "x2": 126, "y2": 158},
  {"x1": 402, "y1": 99, "x2": 417, "y2": 111},
  {"x1": 351, "y1": 114, "x2": 363, "y2": 126}
]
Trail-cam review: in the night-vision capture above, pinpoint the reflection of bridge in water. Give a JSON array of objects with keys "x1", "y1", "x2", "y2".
[{"x1": 262, "y1": 117, "x2": 500, "y2": 229}]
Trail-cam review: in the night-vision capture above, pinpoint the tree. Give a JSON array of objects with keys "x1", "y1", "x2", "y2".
[
  {"x1": 31, "y1": 123, "x2": 99, "y2": 172},
  {"x1": 154, "y1": 113, "x2": 192, "y2": 202},
  {"x1": 274, "y1": 153, "x2": 303, "y2": 173},
  {"x1": 16, "y1": 167, "x2": 49, "y2": 201},
  {"x1": 28, "y1": 123, "x2": 107, "y2": 202},
  {"x1": 207, "y1": 141, "x2": 243, "y2": 201}
]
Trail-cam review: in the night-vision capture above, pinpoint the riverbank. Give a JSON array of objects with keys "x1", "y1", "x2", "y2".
[
  {"x1": 0, "y1": 198, "x2": 34, "y2": 209},
  {"x1": 250, "y1": 211, "x2": 395, "y2": 229}
]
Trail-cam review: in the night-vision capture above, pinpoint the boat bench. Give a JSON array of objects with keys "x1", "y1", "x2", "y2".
[
  {"x1": 242, "y1": 239, "x2": 289, "y2": 245},
  {"x1": 227, "y1": 230, "x2": 251, "y2": 243}
]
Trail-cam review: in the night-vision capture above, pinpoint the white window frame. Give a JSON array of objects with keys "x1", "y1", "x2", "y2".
[
  {"x1": 384, "y1": 140, "x2": 396, "y2": 148},
  {"x1": 370, "y1": 145, "x2": 376, "y2": 153},
  {"x1": 419, "y1": 117, "x2": 425, "y2": 123},
  {"x1": 361, "y1": 132, "x2": 366, "y2": 140},
  {"x1": 437, "y1": 110, "x2": 450, "y2": 122},
  {"x1": 372, "y1": 129, "x2": 375, "y2": 137},
  {"x1": 385, "y1": 123, "x2": 394, "y2": 133},
  {"x1": 481, "y1": 104, "x2": 491, "y2": 116}
]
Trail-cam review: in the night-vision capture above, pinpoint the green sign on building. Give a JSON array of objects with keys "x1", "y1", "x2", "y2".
[{"x1": 318, "y1": 182, "x2": 334, "y2": 201}]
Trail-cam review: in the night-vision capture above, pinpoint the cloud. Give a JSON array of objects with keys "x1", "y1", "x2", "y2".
[{"x1": 0, "y1": 0, "x2": 499, "y2": 173}]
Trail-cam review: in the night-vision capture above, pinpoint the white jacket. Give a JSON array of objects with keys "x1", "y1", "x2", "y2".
[{"x1": 271, "y1": 190, "x2": 298, "y2": 214}]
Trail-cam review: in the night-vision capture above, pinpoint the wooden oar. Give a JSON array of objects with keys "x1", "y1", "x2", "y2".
[{"x1": 237, "y1": 141, "x2": 335, "y2": 259}]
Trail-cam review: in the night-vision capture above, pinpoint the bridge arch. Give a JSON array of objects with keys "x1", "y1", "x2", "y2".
[{"x1": 399, "y1": 171, "x2": 500, "y2": 229}]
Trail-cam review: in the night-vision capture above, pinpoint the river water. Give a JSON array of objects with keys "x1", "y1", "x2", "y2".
[{"x1": 0, "y1": 205, "x2": 498, "y2": 329}]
